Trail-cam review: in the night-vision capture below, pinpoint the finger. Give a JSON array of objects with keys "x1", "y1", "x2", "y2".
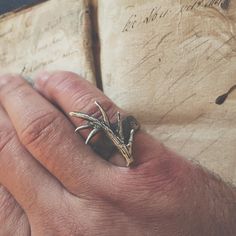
[
  {"x1": 34, "y1": 71, "x2": 163, "y2": 166},
  {"x1": 0, "y1": 105, "x2": 64, "y2": 217},
  {"x1": 0, "y1": 185, "x2": 30, "y2": 235},
  {"x1": 0, "y1": 74, "x2": 112, "y2": 196}
]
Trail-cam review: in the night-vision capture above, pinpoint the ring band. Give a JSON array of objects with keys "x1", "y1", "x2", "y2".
[{"x1": 69, "y1": 101, "x2": 140, "y2": 166}]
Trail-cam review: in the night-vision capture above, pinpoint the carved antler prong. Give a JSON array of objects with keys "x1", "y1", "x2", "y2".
[
  {"x1": 94, "y1": 101, "x2": 110, "y2": 126},
  {"x1": 69, "y1": 111, "x2": 98, "y2": 123},
  {"x1": 117, "y1": 112, "x2": 124, "y2": 141},
  {"x1": 75, "y1": 124, "x2": 92, "y2": 133},
  {"x1": 85, "y1": 128, "x2": 101, "y2": 144},
  {"x1": 127, "y1": 129, "x2": 134, "y2": 153}
]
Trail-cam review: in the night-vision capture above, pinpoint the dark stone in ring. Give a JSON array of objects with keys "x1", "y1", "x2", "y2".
[{"x1": 220, "y1": 0, "x2": 230, "y2": 10}]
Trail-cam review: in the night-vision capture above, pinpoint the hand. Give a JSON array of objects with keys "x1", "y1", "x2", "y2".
[{"x1": 0, "y1": 72, "x2": 235, "y2": 236}]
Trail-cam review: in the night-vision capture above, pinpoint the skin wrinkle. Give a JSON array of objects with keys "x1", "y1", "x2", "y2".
[
  {"x1": 0, "y1": 129, "x2": 16, "y2": 157},
  {"x1": 19, "y1": 111, "x2": 60, "y2": 147}
]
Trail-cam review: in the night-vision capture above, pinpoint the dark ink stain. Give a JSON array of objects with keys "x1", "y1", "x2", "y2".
[
  {"x1": 215, "y1": 93, "x2": 228, "y2": 105},
  {"x1": 215, "y1": 84, "x2": 236, "y2": 105},
  {"x1": 220, "y1": 0, "x2": 230, "y2": 10}
]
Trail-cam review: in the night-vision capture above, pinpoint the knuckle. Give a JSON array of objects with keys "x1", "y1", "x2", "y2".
[{"x1": 20, "y1": 111, "x2": 61, "y2": 147}]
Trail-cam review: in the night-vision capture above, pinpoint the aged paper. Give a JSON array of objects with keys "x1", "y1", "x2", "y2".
[
  {"x1": 0, "y1": 0, "x2": 96, "y2": 84},
  {"x1": 99, "y1": 0, "x2": 236, "y2": 184}
]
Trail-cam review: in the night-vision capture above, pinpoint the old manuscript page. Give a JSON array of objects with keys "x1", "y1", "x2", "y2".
[
  {"x1": 0, "y1": 0, "x2": 96, "y2": 84},
  {"x1": 99, "y1": 0, "x2": 236, "y2": 184}
]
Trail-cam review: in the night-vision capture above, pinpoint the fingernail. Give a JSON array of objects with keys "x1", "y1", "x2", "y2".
[{"x1": 0, "y1": 73, "x2": 16, "y2": 86}]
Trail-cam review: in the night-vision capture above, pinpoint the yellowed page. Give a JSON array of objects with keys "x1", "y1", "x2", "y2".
[
  {"x1": 99, "y1": 0, "x2": 236, "y2": 184},
  {"x1": 0, "y1": 0, "x2": 96, "y2": 84}
]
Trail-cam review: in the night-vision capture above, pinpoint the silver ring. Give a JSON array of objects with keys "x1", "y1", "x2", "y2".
[{"x1": 69, "y1": 101, "x2": 140, "y2": 166}]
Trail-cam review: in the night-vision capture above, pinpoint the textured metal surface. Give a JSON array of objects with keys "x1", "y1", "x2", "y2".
[{"x1": 70, "y1": 101, "x2": 140, "y2": 166}]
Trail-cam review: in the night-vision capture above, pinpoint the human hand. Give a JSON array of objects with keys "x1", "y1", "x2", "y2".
[{"x1": 0, "y1": 72, "x2": 235, "y2": 236}]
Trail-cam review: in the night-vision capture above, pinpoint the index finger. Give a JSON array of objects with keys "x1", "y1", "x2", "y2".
[{"x1": 0, "y1": 74, "x2": 112, "y2": 196}]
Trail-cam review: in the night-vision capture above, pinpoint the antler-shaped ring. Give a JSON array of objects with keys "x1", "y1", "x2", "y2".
[{"x1": 69, "y1": 101, "x2": 140, "y2": 166}]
